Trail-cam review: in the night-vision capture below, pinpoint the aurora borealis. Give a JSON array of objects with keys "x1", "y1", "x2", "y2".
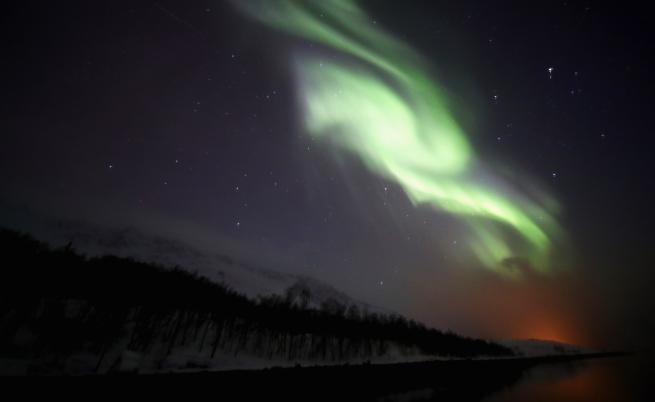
[
  {"x1": 235, "y1": 0, "x2": 559, "y2": 276},
  {"x1": 1, "y1": 0, "x2": 654, "y2": 352}
]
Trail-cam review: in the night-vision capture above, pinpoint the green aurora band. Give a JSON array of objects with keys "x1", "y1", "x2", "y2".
[{"x1": 234, "y1": 0, "x2": 561, "y2": 277}]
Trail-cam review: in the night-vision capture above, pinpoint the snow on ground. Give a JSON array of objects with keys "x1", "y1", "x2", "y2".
[
  {"x1": 499, "y1": 339, "x2": 593, "y2": 357},
  {"x1": 0, "y1": 209, "x2": 593, "y2": 375}
]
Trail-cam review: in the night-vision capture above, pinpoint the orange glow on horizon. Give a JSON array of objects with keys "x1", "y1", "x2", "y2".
[
  {"x1": 420, "y1": 267, "x2": 596, "y2": 348},
  {"x1": 512, "y1": 317, "x2": 582, "y2": 345}
]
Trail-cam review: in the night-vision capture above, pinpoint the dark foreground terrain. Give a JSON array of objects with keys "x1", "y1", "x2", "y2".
[
  {"x1": 152, "y1": 352, "x2": 629, "y2": 401},
  {"x1": 0, "y1": 229, "x2": 510, "y2": 374}
]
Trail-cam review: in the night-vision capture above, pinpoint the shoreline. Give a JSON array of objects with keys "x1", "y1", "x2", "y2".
[
  {"x1": 0, "y1": 353, "x2": 637, "y2": 401},
  {"x1": 141, "y1": 352, "x2": 632, "y2": 399},
  {"x1": 147, "y1": 351, "x2": 630, "y2": 376}
]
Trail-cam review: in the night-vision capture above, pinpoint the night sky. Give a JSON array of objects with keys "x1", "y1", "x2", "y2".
[{"x1": 2, "y1": 1, "x2": 654, "y2": 349}]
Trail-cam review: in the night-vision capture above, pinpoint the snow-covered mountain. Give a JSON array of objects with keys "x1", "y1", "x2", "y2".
[
  {"x1": 7, "y1": 217, "x2": 382, "y2": 314},
  {"x1": 500, "y1": 339, "x2": 592, "y2": 357}
]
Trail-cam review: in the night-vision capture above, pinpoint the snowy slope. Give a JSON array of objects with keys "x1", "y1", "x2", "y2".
[
  {"x1": 8, "y1": 217, "x2": 382, "y2": 314},
  {"x1": 500, "y1": 339, "x2": 592, "y2": 357}
]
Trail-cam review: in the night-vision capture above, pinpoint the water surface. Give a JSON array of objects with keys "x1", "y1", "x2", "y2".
[{"x1": 482, "y1": 355, "x2": 652, "y2": 402}]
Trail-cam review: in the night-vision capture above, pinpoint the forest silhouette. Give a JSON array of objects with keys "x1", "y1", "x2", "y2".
[{"x1": 0, "y1": 228, "x2": 512, "y2": 374}]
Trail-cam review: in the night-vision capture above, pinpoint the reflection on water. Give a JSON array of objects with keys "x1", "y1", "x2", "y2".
[
  {"x1": 378, "y1": 355, "x2": 652, "y2": 402},
  {"x1": 482, "y1": 355, "x2": 652, "y2": 402},
  {"x1": 159, "y1": 354, "x2": 652, "y2": 401}
]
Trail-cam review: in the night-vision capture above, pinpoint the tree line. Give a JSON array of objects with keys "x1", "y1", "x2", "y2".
[{"x1": 0, "y1": 229, "x2": 512, "y2": 374}]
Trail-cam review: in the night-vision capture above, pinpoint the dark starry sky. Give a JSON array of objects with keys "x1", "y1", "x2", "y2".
[{"x1": 1, "y1": 0, "x2": 654, "y2": 348}]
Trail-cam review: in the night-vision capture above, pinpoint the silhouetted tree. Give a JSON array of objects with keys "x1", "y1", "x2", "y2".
[{"x1": 0, "y1": 229, "x2": 513, "y2": 374}]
